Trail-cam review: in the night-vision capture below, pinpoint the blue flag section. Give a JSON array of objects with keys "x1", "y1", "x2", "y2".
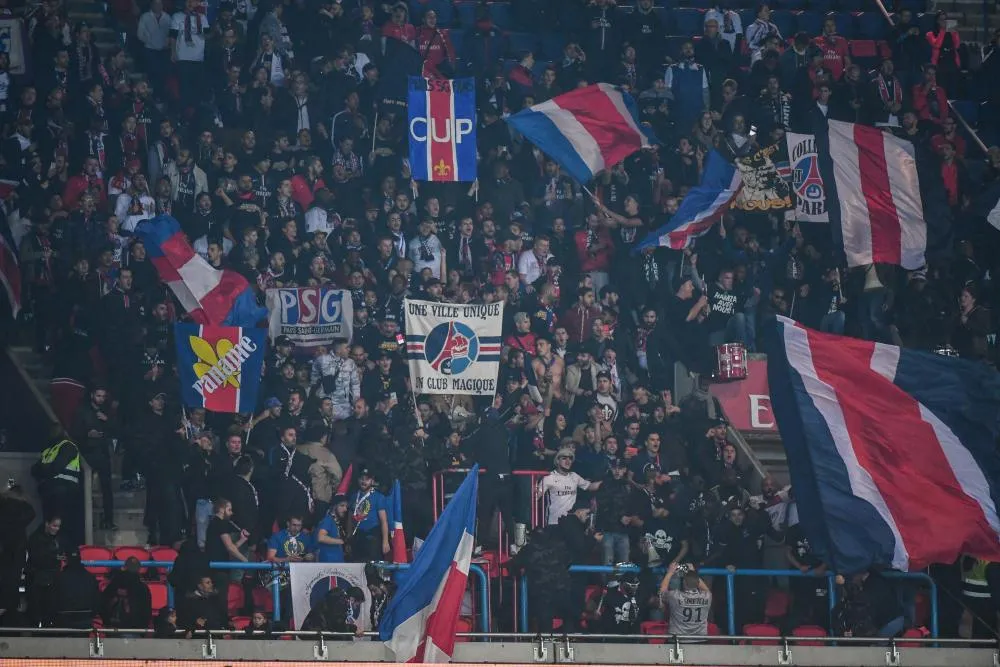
[
  {"x1": 408, "y1": 77, "x2": 477, "y2": 182},
  {"x1": 175, "y1": 324, "x2": 267, "y2": 413}
]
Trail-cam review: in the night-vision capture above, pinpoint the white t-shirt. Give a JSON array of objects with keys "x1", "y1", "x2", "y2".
[
  {"x1": 171, "y1": 12, "x2": 209, "y2": 62},
  {"x1": 517, "y1": 250, "x2": 551, "y2": 286},
  {"x1": 540, "y1": 471, "x2": 591, "y2": 525}
]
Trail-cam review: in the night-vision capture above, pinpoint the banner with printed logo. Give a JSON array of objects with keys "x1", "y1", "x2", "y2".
[
  {"x1": 786, "y1": 132, "x2": 829, "y2": 222},
  {"x1": 404, "y1": 299, "x2": 503, "y2": 396},
  {"x1": 289, "y1": 562, "x2": 371, "y2": 633},
  {"x1": 175, "y1": 324, "x2": 266, "y2": 413},
  {"x1": 0, "y1": 19, "x2": 27, "y2": 75},
  {"x1": 408, "y1": 77, "x2": 477, "y2": 182},
  {"x1": 732, "y1": 144, "x2": 792, "y2": 212},
  {"x1": 266, "y1": 287, "x2": 354, "y2": 349}
]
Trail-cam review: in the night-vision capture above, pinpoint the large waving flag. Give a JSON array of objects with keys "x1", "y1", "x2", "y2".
[
  {"x1": 506, "y1": 84, "x2": 654, "y2": 184},
  {"x1": 828, "y1": 120, "x2": 926, "y2": 269},
  {"x1": 136, "y1": 215, "x2": 266, "y2": 327},
  {"x1": 388, "y1": 479, "x2": 409, "y2": 564},
  {"x1": 768, "y1": 316, "x2": 1000, "y2": 573},
  {"x1": 634, "y1": 150, "x2": 741, "y2": 252},
  {"x1": 381, "y1": 465, "x2": 479, "y2": 662},
  {"x1": 0, "y1": 211, "x2": 21, "y2": 318}
]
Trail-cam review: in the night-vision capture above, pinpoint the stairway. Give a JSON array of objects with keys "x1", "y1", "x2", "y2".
[
  {"x1": 66, "y1": 0, "x2": 126, "y2": 58},
  {"x1": 7, "y1": 344, "x2": 150, "y2": 547},
  {"x1": 941, "y1": 2, "x2": 999, "y2": 45}
]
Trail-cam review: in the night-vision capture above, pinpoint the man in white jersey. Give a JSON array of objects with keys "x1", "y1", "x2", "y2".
[
  {"x1": 538, "y1": 446, "x2": 602, "y2": 525},
  {"x1": 660, "y1": 562, "x2": 712, "y2": 639}
]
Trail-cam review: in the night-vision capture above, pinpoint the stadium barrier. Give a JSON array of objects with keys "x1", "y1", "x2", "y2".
[
  {"x1": 518, "y1": 565, "x2": 939, "y2": 638},
  {"x1": 0, "y1": 628, "x2": 993, "y2": 665},
  {"x1": 81, "y1": 561, "x2": 491, "y2": 631}
]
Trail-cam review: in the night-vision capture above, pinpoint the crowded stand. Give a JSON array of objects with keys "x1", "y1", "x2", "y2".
[{"x1": 0, "y1": 0, "x2": 1000, "y2": 648}]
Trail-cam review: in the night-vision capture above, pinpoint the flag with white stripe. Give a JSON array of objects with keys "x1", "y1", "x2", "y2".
[
  {"x1": 768, "y1": 316, "x2": 1000, "y2": 573},
  {"x1": 506, "y1": 84, "x2": 655, "y2": 184},
  {"x1": 828, "y1": 120, "x2": 926, "y2": 269}
]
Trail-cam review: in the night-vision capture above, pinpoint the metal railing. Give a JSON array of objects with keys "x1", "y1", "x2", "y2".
[
  {"x1": 81, "y1": 560, "x2": 491, "y2": 631},
  {"x1": 517, "y1": 565, "x2": 939, "y2": 638}
]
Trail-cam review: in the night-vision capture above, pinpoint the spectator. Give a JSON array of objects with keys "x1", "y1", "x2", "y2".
[
  {"x1": 53, "y1": 549, "x2": 99, "y2": 629},
  {"x1": 177, "y1": 575, "x2": 226, "y2": 632},
  {"x1": 100, "y1": 557, "x2": 153, "y2": 630},
  {"x1": 660, "y1": 563, "x2": 712, "y2": 636}
]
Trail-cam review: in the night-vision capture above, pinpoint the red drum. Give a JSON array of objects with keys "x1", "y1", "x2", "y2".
[{"x1": 715, "y1": 343, "x2": 748, "y2": 381}]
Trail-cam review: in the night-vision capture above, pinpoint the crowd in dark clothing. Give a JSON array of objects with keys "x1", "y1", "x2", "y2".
[{"x1": 0, "y1": 0, "x2": 999, "y2": 641}]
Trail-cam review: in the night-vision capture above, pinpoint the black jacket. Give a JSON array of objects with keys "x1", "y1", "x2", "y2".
[
  {"x1": 100, "y1": 570, "x2": 153, "y2": 628},
  {"x1": 55, "y1": 563, "x2": 100, "y2": 628},
  {"x1": 178, "y1": 590, "x2": 226, "y2": 631}
]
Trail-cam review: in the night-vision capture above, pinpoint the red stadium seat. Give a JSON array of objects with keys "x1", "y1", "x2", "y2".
[
  {"x1": 147, "y1": 582, "x2": 169, "y2": 611},
  {"x1": 456, "y1": 616, "x2": 474, "y2": 642},
  {"x1": 849, "y1": 39, "x2": 877, "y2": 58},
  {"x1": 150, "y1": 546, "x2": 178, "y2": 564},
  {"x1": 708, "y1": 622, "x2": 721, "y2": 636},
  {"x1": 227, "y1": 585, "x2": 245, "y2": 614},
  {"x1": 899, "y1": 627, "x2": 928, "y2": 647},
  {"x1": 80, "y1": 546, "x2": 113, "y2": 575},
  {"x1": 232, "y1": 616, "x2": 252, "y2": 630},
  {"x1": 114, "y1": 546, "x2": 151, "y2": 573},
  {"x1": 914, "y1": 592, "x2": 930, "y2": 626},
  {"x1": 764, "y1": 589, "x2": 791, "y2": 621},
  {"x1": 252, "y1": 587, "x2": 274, "y2": 613},
  {"x1": 743, "y1": 623, "x2": 781, "y2": 645},
  {"x1": 877, "y1": 40, "x2": 892, "y2": 59},
  {"x1": 640, "y1": 620, "x2": 669, "y2": 644},
  {"x1": 792, "y1": 625, "x2": 828, "y2": 646}
]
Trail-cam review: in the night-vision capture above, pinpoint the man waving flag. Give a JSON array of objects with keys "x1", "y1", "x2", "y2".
[{"x1": 380, "y1": 465, "x2": 479, "y2": 662}]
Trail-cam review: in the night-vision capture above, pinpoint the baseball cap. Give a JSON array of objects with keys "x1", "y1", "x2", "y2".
[
  {"x1": 265, "y1": 397, "x2": 282, "y2": 409},
  {"x1": 275, "y1": 335, "x2": 294, "y2": 347}
]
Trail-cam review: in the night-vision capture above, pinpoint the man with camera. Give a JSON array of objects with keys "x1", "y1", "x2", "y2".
[{"x1": 659, "y1": 562, "x2": 712, "y2": 638}]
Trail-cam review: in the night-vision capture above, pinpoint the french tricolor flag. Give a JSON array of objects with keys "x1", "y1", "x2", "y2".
[
  {"x1": 136, "y1": 215, "x2": 266, "y2": 327},
  {"x1": 768, "y1": 317, "x2": 1000, "y2": 573},
  {"x1": 634, "y1": 150, "x2": 741, "y2": 252},
  {"x1": 389, "y1": 479, "x2": 409, "y2": 564},
  {"x1": 380, "y1": 465, "x2": 479, "y2": 662},
  {"x1": 507, "y1": 84, "x2": 654, "y2": 185}
]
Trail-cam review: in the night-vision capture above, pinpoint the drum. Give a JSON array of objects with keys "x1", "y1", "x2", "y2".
[{"x1": 715, "y1": 343, "x2": 748, "y2": 381}]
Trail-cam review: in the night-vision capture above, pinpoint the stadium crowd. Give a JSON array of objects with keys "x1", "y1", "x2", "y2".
[{"x1": 0, "y1": 0, "x2": 999, "y2": 643}]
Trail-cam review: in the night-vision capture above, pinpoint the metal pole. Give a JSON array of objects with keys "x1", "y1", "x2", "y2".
[
  {"x1": 519, "y1": 576, "x2": 529, "y2": 633},
  {"x1": 469, "y1": 564, "x2": 490, "y2": 633},
  {"x1": 947, "y1": 100, "x2": 990, "y2": 155},
  {"x1": 725, "y1": 573, "x2": 736, "y2": 635},
  {"x1": 272, "y1": 575, "x2": 282, "y2": 622}
]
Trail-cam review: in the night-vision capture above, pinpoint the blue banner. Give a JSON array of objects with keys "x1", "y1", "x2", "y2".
[{"x1": 408, "y1": 77, "x2": 477, "y2": 182}]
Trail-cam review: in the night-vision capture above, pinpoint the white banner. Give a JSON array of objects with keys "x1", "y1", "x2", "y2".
[
  {"x1": 0, "y1": 19, "x2": 26, "y2": 75},
  {"x1": 786, "y1": 132, "x2": 829, "y2": 223},
  {"x1": 266, "y1": 287, "x2": 354, "y2": 349},
  {"x1": 404, "y1": 299, "x2": 503, "y2": 396},
  {"x1": 289, "y1": 562, "x2": 371, "y2": 632}
]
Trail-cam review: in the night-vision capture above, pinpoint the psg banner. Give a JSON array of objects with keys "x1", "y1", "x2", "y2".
[
  {"x1": 786, "y1": 133, "x2": 829, "y2": 222},
  {"x1": 405, "y1": 299, "x2": 503, "y2": 396},
  {"x1": 175, "y1": 324, "x2": 266, "y2": 413},
  {"x1": 408, "y1": 77, "x2": 477, "y2": 182},
  {"x1": 266, "y1": 287, "x2": 354, "y2": 349},
  {"x1": 732, "y1": 144, "x2": 792, "y2": 213},
  {"x1": 289, "y1": 562, "x2": 371, "y2": 633}
]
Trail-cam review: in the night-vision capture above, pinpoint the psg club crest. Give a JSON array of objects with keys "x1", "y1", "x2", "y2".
[
  {"x1": 424, "y1": 321, "x2": 479, "y2": 376},
  {"x1": 786, "y1": 132, "x2": 829, "y2": 222}
]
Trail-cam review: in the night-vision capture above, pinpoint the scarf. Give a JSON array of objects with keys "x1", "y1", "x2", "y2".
[
  {"x1": 642, "y1": 253, "x2": 659, "y2": 285},
  {"x1": 184, "y1": 11, "x2": 203, "y2": 46},
  {"x1": 875, "y1": 74, "x2": 902, "y2": 107}
]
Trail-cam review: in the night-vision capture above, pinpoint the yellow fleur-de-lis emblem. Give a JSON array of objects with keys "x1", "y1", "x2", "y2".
[{"x1": 190, "y1": 335, "x2": 241, "y2": 388}]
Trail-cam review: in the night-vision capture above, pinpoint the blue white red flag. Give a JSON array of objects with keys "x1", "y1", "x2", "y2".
[
  {"x1": 408, "y1": 78, "x2": 477, "y2": 182},
  {"x1": 136, "y1": 215, "x2": 266, "y2": 327},
  {"x1": 768, "y1": 316, "x2": 1000, "y2": 573},
  {"x1": 388, "y1": 479, "x2": 409, "y2": 564},
  {"x1": 380, "y1": 465, "x2": 479, "y2": 662},
  {"x1": 175, "y1": 324, "x2": 267, "y2": 413},
  {"x1": 506, "y1": 84, "x2": 654, "y2": 184},
  {"x1": 634, "y1": 151, "x2": 741, "y2": 252}
]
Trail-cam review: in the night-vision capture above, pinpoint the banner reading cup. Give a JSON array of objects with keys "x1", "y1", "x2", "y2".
[
  {"x1": 290, "y1": 562, "x2": 371, "y2": 632},
  {"x1": 786, "y1": 132, "x2": 829, "y2": 222},
  {"x1": 405, "y1": 299, "x2": 503, "y2": 395},
  {"x1": 266, "y1": 287, "x2": 354, "y2": 349},
  {"x1": 175, "y1": 324, "x2": 266, "y2": 413}
]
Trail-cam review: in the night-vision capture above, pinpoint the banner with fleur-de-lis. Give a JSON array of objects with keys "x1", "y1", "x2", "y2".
[{"x1": 175, "y1": 323, "x2": 267, "y2": 413}]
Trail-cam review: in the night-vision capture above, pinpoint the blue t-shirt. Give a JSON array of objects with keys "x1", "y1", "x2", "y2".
[
  {"x1": 350, "y1": 488, "x2": 386, "y2": 534},
  {"x1": 267, "y1": 529, "x2": 312, "y2": 559},
  {"x1": 315, "y1": 514, "x2": 345, "y2": 563}
]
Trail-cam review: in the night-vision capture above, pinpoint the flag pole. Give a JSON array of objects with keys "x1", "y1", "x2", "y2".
[
  {"x1": 947, "y1": 101, "x2": 990, "y2": 155},
  {"x1": 371, "y1": 112, "x2": 379, "y2": 153}
]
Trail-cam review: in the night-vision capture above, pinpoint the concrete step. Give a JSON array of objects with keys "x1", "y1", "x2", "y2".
[
  {"x1": 90, "y1": 527, "x2": 149, "y2": 548},
  {"x1": 91, "y1": 486, "x2": 147, "y2": 510},
  {"x1": 8, "y1": 346, "x2": 54, "y2": 404}
]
